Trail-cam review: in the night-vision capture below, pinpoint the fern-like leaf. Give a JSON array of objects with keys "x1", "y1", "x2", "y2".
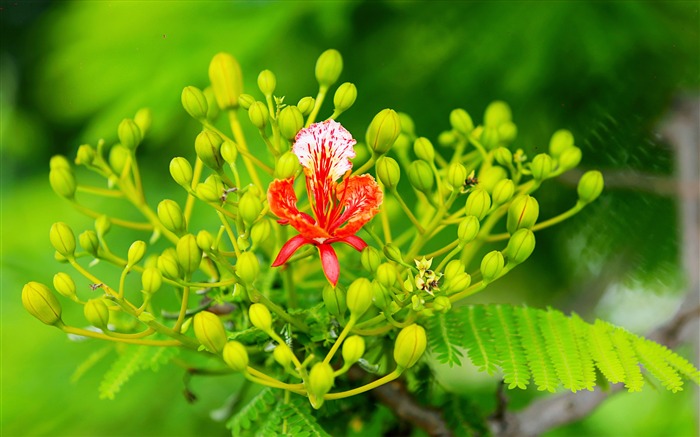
[
  {"x1": 71, "y1": 345, "x2": 113, "y2": 383},
  {"x1": 610, "y1": 327, "x2": 645, "y2": 392},
  {"x1": 515, "y1": 306, "x2": 558, "y2": 392},
  {"x1": 99, "y1": 345, "x2": 149, "y2": 399},
  {"x1": 488, "y1": 305, "x2": 530, "y2": 389},
  {"x1": 463, "y1": 305, "x2": 499, "y2": 374},
  {"x1": 443, "y1": 394, "x2": 489, "y2": 437},
  {"x1": 633, "y1": 338, "x2": 684, "y2": 392},
  {"x1": 227, "y1": 388, "x2": 277, "y2": 436},
  {"x1": 427, "y1": 311, "x2": 464, "y2": 366},
  {"x1": 586, "y1": 320, "x2": 626, "y2": 384},
  {"x1": 662, "y1": 346, "x2": 700, "y2": 385},
  {"x1": 539, "y1": 308, "x2": 585, "y2": 392},
  {"x1": 570, "y1": 314, "x2": 597, "y2": 391},
  {"x1": 281, "y1": 397, "x2": 331, "y2": 437}
]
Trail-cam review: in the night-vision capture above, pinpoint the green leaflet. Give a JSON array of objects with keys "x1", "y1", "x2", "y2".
[
  {"x1": 227, "y1": 388, "x2": 277, "y2": 436},
  {"x1": 98, "y1": 345, "x2": 179, "y2": 400},
  {"x1": 425, "y1": 304, "x2": 698, "y2": 393}
]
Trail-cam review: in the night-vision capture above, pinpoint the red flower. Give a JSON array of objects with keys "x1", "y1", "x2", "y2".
[{"x1": 268, "y1": 120, "x2": 383, "y2": 285}]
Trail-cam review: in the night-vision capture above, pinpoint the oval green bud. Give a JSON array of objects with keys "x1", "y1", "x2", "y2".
[
  {"x1": 366, "y1": 109, "x2": 401, "y2": 155},
  {"x1": 505, "y1": 229, "x2": 536, "y2": 265},
  {"x1": 376, "y1": 263, "x2": 397, "y2": 288},
  {"x1": 181, "y1": 86, "x2": 208, "y2": 121},
  {"x1": 169, "y1": 157, "x2": 193, "y2": 188},
  {"x1": 491, "y1": 178, "x2": 515, "y2": 205},
  {"x1": 22, "y1": 282, "x2": 62, "y2": 325},
  {"x1": 507, "y1": 195, "x2": 539, "y2": 234},
  {"x1": 393, "y1": 324, "x2": 427, "y2": 369},
  {"x1": 223, "y1": 341, "x2": 249, "y2": 371},
  {"x1": 498, "y1": 122, "x2": 518, "y2": 144},
  {"x1": 273, "y1": 343, "x2": 294, "y2": 368},
  {"x1": 407, "y1": 160, "x2": 434, "y2": 193},
  {"x1": 493, "y1": 147, "x2": 513, "y2": 167},
  {"x1": 53, "y1": 272, "x2": 76, "y2": 300},
  {"x1": 196, "y1": 230, "x2": 214, "y2": 252},
  {"x1": 257, "y1": 69, "x2": 276, "y2": 96},
  {"x1": 398, "y1": 112, "x2": 415, "y2": 136},
  {"x1": 307, "y1": 362, "x2": 334, "y2": 409},
  {"x1": 209, "y1": 52, "x2": 243, "y2": 110},
  {"x1": 238, "y1": 93, "x2": 255, "y2": 111},
  {"x1": 141, "y1": 267, "x2": 163, "y2": 294},
  {"x1": 109, "y1": 144, "x2": 130, "y2": 174},
  {"x1": 195, "y1": 130, "x2": 224, "y2": 171},
  {"x1": 250, "y1": 219, "x2": 272, "y2": 247},
  {"x1": 127, "y1": 240, "x2": 146, "y2": 266},
  {"x1": 333, "y1": 82, "x2": 357, "y2": 113},
  {"x1": 450, "y1": 109, "x2": 474, "y2": 136},
  {"x1": 118, "y1": 118, "x2": 142, "y2": 150},
  {"x1": 323, "y1": 284, "x2": 347, "y2": 318},
  {"x1": 480, "y1": 127, "x2": 500, "y2": 150},
  {"x1": 447, "y1": 162, "x2": 468, "y2": 189},
  {"x1": 84, "y1": 298, "x2": 110, "y2": 329},
  {"x1": 158, "y1": 248, "x2": 181, "y2": 280},
  {"x1": 484, "y1": 101, "x2": 512, "y2": 127},
  {"x1": 248, "y1": 101, "x2": 268, "y2": 130},
  {"x1": 134, "y1": 108, "x2": 152, "y2": 135},
  {"x1": 443, "y1": 259, "x2": 465, "y2": 281},
  {"x1": 531, "y1": 153, "x2": 554, "y2": 181},
  {"x1": 465, "y1": 188, "x2": 491, "y2": 220},
  {"x1": 50, "y1": 222, "x2": 76, "y2": 257},
  {"x1": 278, "y1": 106, "x2": 304, "y2": 141},
  {"x1": 458, "y1": 215, "x2": 480, "y2": 243},
  {"x1": 238, "y1": 192, "x2": 263, "y2": 226},
  {"x1": 158, "y1": 199, "x2": 186, "y2": 235},
  {"x1": 342, "y1": 335, "x2": 365, "y2": 365},
  {"x1": 203, "y1": 87, "x2": 220, "y2": 121},
  {"x1": 297, "y1": 96, "x2": 315, "y2": 116},
  {"x1": 578, "y1": 170, "x2": 604, "y2": 204},
  {"x1": 438, "y1": 130, "x2": 458, "y2": 148},
  {"x1": 79, "y1": 230, "x2": 99, "y2": 256},
  {"x1": 346, "y1": 277, "x2": 373, "y2": 317},
  {"x1": 480, "y1": 250, "x2": 505, "y2": 282},
  {"x1": 372, "y1": 281, "x2": 391, "y2": 309},
  {"x1": 275, "y1": 151, "x2": 300, "y2": 179},
  {"x1": 236, "y1": 251, "x2": 259, "y2": 285},
  {"x1": 193, "y1": 311, "x2": 227, "y2": 354},
  {"x1": 249, "y1": 303, "x2": 272, "y2": 332},
  {"x1": 220, "y1": 140, "x2": 238, "y2": 164},
  {"x1": 549, "y1": 129, "x2": 574, "y2": 157},
  {"x1": 383, "y1": 244, "x2": 403, "y2": 263},
  {"x1": 558, "y1": 146, "x2": 582, "y2": 172},
  {"x1": 478, "y1": 166, "x2": 507, "y2": 193},
  {"x1": 95, "y1": 215, "x2": 111, "y2": 238},
  {"x1": 176, "y1": 234, "x2": 202, "y2": 275},
  {"x1": 433, "y1": 296, "x2": 452, "y2": 313},
  {"x1": 315, "y1": 49, "x2": 343, "y2": 87},
  {"x1": 413, "y1": 137, "x2": 435, "y2": 162},
  {"x1": 196, "y1": 181, "x2": 221, "y2": 203},
  {"x1": 448, "y1": 272, "x2": 472, "y2": 292},
  {"x1": 375, "y1": 156, "x2": 400, "y2": 189},
  {"x1": 49, "y1": 167, "x2": 76, "y2": 199},
  {"x1": 75, "y1": 144, "x2": 96, "y2": 166},
  {"x1": 361, "y1": 246, "x2": 382, "y2": 273},
  {"x1": 50, "y1": 154, "x2": 71, "y2": 170}
]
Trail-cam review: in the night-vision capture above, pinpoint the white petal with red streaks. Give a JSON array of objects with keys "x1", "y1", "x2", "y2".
[{"x1": 292, "y1": 120, "x2": 356, "y2": 182}]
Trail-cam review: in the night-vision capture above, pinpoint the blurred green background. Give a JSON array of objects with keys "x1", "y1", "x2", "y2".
[{"x1": 2, "y1": 1, "x2": 698, "y2": 436}]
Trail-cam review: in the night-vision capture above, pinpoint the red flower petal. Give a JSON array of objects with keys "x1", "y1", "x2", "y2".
[
  {"x1": 271, "y1": 235, "x2": 312, "y2": 267},
  {"x1": 332, "y1": 235, "x2": 368, "y2": 252},
  {"x1": 331, "y1": 174, "x2": 383, "y2": 238},
  {"x1": 317, "y1": 243, "x2": 340, "y2": 286},
  {"x1": 267, "y1": 178, "x2": 330, "y2": 240}
]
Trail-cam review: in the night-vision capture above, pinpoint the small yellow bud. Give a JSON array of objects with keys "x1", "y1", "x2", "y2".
[
  {"x1": 498, "y1": 122, "x2": 518, "y2": 144},
  {"x1": 275, "y1": 151, "x2": 300, "y2": 179},
  {"x1": 398, "y1": 112, "x2": 415, "y2": 136},
  {"x1": 193, "y1": 311, "x2": 227, "y2": 354},
  {"x1": 558, "y1": 146, "x2": 582, "y2": 172},
  {"x1": 480, "y1": 127, "x2": 500, "y2": 150},
  {"x1": 79, "y1": 230, "x2": 99, "y2": 256},
  {"x1": 484, "y1": 101, "x2": 512, "y2": 128},
  {"x1": 342, "y1": 335, "x2": 365, "y2": 365},
  {"x1": 50, "y1": 222, "x2": 76, "y2": 257},
  {"x1": 447, "y1": 162, "x2": 468, "y2": 189},
  {"x1": 465, "y1": 188, "x2": 491, "y2": 220},
  {"x1": 141, "y1": 267, "x2": 162, "y2": 294},
  {"x1": 257, "y1": 69, "x2": 276, "y2": 96},
  {"x1": 506, "y1": 229, "x2": 536, "y2": 265},
  {"x1": 195, "y1": 130, "x2": 224, "y2": 171},
  {"x1": 531, "y1": 153, "x2": 554, "y2": 181},
  {"x1": 407, "y1": 160, "x2": 434, "y2": 193},
  {"x1": 438, "y1": 130, "x2": 458, "y2": 148},
  {"x1": 360, "y1": 246, "x2": 382, "y2": 273},
  {"x1": 366, "y1": 109, "x2": 401, "y2": 155},
  {"x1": 196, "y1": 230, "x2": 214, "y2": 251},
  {"x1": 249, "y1": 303, "x2": 272, "y2": 333},
  {"x1": 433, "y1": 296, "x2": 452, "y2": 313},
  {"x1": 22, "y1": 282, "x2": 62, "y2": 325},
  {"x1": 449, "y1": 109, "x2": 474, "y2": 136},
  {"x1": 208, "y1": 52, "x2": 243, "y2": 110},
  {"x1": 203, "y1": 87, "x2": 220, "y2": 121},
  {"x1": 273, "y1": 344, "x2": 293, "y2": 368},
  {"x1": 372, "y1": 281, "x2": 391, "y2": 309},
  {"x1": 49, "y1": 167, "x2": 76, "y2": 199},
  {"x1": 53, "y1": 272, "x2": 76, "y2": 300},
  {"x1": 157, "y1": 199, "x2": 186, "y2": 235},
  {"x1": 196, "y1": 181, "x2": 221, "y2": 203},
  {"x1": 507, "y1": 195, "x2": 539, "y2": 234},
  {"x1": 127, "y1": 240, "x2": 146, "y2": 266},
  {"x1": 181, "y1": 86, "x2": 208, "y2": 121},
  {"x1": 238, "y1": 94, "x2": 255, "y2": 111},
  {"x1": 480, "y1": 250, "x2": 505, "y2": 282},
  {"x1": 169, "y1": 157, "x2": 193, "y2": 188},
  {"x1": 278, "y1": 106, "x2": 304, "y2": 141},
  {"x1": 383, "y1": 244, "x2": 403, "y2": 263},
  {"x1": 443, "y1": 260, "x2": 465, "y2": 280},
  {"x1": 448, "y1": 272, "x2": 471, "y2": 292},
  {"x1": 50, "y1": 155, "x2": 71, "y2": 170},
  {"x1": 223, "y1": 341, "x2": 249, "y2": 371},
  {"x1": 118, "y1": 118, "x2": 142, "y2": 150},
  {"x1": 75, "y1": 144, "x2": 96, "y2": 166},
  {"x1": 493, "y1": 147, "x2": 513, "y2": 167},
  {"x1": 95, "y1": 215, "x2": 111, "y2": 238},
  {"x1": 297, "y1": 96, "x2": 315, "y2": 116},
  {"x1": 134, "y1": 108, "x2": 152, "y2": 135},
  {"x1": 413, "y1": 137, "x2": 435, "y2": 162},
  {"x1": 577, "y1": 170, "x2": 604, "y2": 204},
  {"x1": 549, "y1": 129, "x2": 574, "y2": 158},
  {"x1": 346, "y1": 278, "x2": 373, "y2": 318},
  {"x1": 478, "y1": 166, "x2": 507, "y2": 193},
  {"x1": 393, "y1": 324, "x2": 427, "y2": 369},
  {"x1": 158, "y1": 248, "x2": 182, "y2": 280},
  {"x1": 248, "y1": 101, "x2": 269, "y2": 130},
  {"x1": 333, "y1": 82, "x2": 357, "y2": 113},
  {"x1": 315, "y1": 49, "x2": 343, "y2": 87},
  {"x1": 109, "y1": 144, "x2": 130, "y2": 174},
  {"x1": 376, "y1": 263, "x2": 397, "y2": 288},
  {"x1": 491, "y1": 179, "x2": 515, "y2": 205},
  {"x1": 84, "y1": 298, "x2": 110, "y2": 329},
  {"x1": 221, "y1": 140, "x2": 238, "y2": 164},
  {"x1": 176, "y1": 234, "x2": 202, "y2": 275},
  {"x1": 307, "y1": 362, "x2": 335, "y2": 409},
  {"x1": 323, "y1": 284, "x2": 346, "y2": 318},
  {"x1": 250, "y1": 219, "x2": 272, "y2": 248},
  {"x1": 236, "y1": 252, "x2": 260, "y2": 285},
  {"x1": 238, "y1": 192, "x2": 263, "y2": 226},
  {"x1": 375, "y1": 156, "x2": 401, "y2": 189}
]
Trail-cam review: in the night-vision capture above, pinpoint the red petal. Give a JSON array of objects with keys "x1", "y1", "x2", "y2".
[
  {"x1": 332, "y1": 174, "x2": 384, "y2": 238},
  {"x1": 333, "y1": 235, "x2": 368, "y2": 252},
  {"x1": 267, "y1": 178, "x2": 330, "y2": 240},
  {"x1": 271, "y1": 235, "x2": 311, "y2": 267},
  {"x1": 318, "y1": 244, "x2": 340, "y2": 286}
]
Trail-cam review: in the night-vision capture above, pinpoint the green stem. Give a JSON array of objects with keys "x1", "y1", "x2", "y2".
[
  {"x1": 323, "y1": 315, "x2": 356, "y2": 365},
  {"x1": 484, "y1": 200, "x2": 585, "y2": 242},
  {"x1": 324, "y1": 369, "x2": 402, "y2": 400},
  {"x1": 305, "y1": 85, "x2": 328, "y2": 127},
  {"x1": 390, "y1": 188, "x2": 425, "y2": 234}
]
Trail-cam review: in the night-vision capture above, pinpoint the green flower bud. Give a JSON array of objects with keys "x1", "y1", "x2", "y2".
[
  {"x1": 49, "y1": 167, "x2": 76, "y2": 199},
  {"x1": 493, "y1": 147, "x2": 513, "y2": 167},
  {"x1": 413, "y1": 137, "x2": 435, "y2": 162},
  {"x1": 238, "y1": 192, "x2": 263, "y2": 226},
  {"x1": 465, "y1": 188, "x2": 491, "y2": 220},
  {"x1": 393, "y1": 133, "x2": 411, "y2": 152},
  {"x1": 109, "y1": 145, "x2": 130, "y2": 174},
  {"x1": 158, "y1": 199, "x2": 186, "y2": 235},
  {"x1": 141, "y1": 267, "x2": 162, "y2": 294},
  {"x1": 578, "y1": 170, "x2": 604, "y2": 204},
  {"x1": 297, "y1": 96, "x2": 315, "y2": 116},
  {"x1": 398, "y1": 112, "x2": 415, "y2": 136},
  {"x1": 118, "y1": 118, "x2": 142, "y2": 150},
  {"x1": 507, "y1": 195, "x2": 539, "y2": 234},
  {"x1": 249, "y1": 303, "x2": 272, "y2": 332},
  {"x1": 127, "y1": 240, "x2": 146, "y2": 266},
  {"x1": 557, "y1": 146, "x2": 582, "y2": 172},
  {"x1": 193, "y1": 311, "x2": 227, "y2": 354},
  {"x1": 484, "y1": 101, "x2": 512, "y2": 127},
  {"x1": 438, "y1": 130, "x2": 458, "y2": 148},
  {"x1": 169, "y1": 157, "x2": 193, "y2": 188},
  {"x1": 447, "y1": 162, "x2": 468, "y2": 189},
  {"x1": 158, "y1": 248, "x2": 181, "y2": 280},
  {"x1": 383, "y1": 244, "x2": 403, "y2": 263},
  {"x1": 443, "y1": 259, "x2": 465, "y2": 281},
  {"x1": 376, "y1": 263, "x2": 397, "y2": 288},
  {"x1": 360, "y1": 246, "x2": 382, "y2": 273},
  {"x1": 498, "y1": 122, "x2": 518, "y2": 144},
  {"x1": 22, "y1": 282, "x2": 62, "y2": 325},
  {"x1": 448, "y1": 272, "x2": 471, "y2": 292},
  {"x1": 275, "y1": 151, "x2": 300, "y2": 179},
  {"x1": 366, "y1": 109, "x2": 401, "y2": 155},
  {"x1": 307, "y1": 362, "x2": 334, "y2": 409},
  {"x1": 195, "y1": 129, "x2": 224, "y2": 171},
  {"x1": 346, "y1": 278, "x2": 373, "y2": 318},
  {"x1": 176, "y1": 234, "x2": 202, "y2": 275},
  {"x1": 491, "y1": 179, "x2": 515, "y2": 205},
  {"x1": 549, "y1": 129, "x2": 574, "y2": 157},
  {"x1": 333, "y1": 82, "x2": 357, "y2": 113},
  {"x1": 323, "y1": 283, "x2": 347, "y2": 318},
  {"x1": 84, "y1": 298, "x2": 110, "y2": 329},
  {"x1": 505, "y1": 229, "x2": 536, "y2": 265},
  {"x1": 209, "y1": 52, "x2": 243, "y2": 110},
  {"x1": 433, "y1": 296, "x2": 452, "y2": 313},
  {"x1": 342, "y1": 335, "x2": 365, "y2": 365},
  {"x1": 375, "y1": 156, "x2": 400, "y2": 189},
  {"x1": 53, "y1": 272, "x2": 76, "y2": 300},
  {"x1": 407, "y1": 160, "x2": 434, "y2": 193},
  {"x1": 236, "y1": 251, "x2": 259, "y2": 285},
  {"x1": 79, "y1": 230, "x2": 100, "y2": 256},
  {"x1": 250, "y1": 219, "x2": 272, "y2": 247},
  {"x1": 134, "y1": 108, "x2": 152, "y2": 135},
  {"x1": 50, "y1": 155, "x2": 71, "y2": 172},
  {"x1": 220, "y1": 140, "x2": 238, "y2": 164},
  {"x1": 50, "y1": 222, "x2": 76, "y2": 257},
  {"x1": 203, "y1": 87, "x2": 220, "y2": 121},
  {"x1": 196, "y1": 230, "x2": 214, "y2": 252},
  {"x1": 315, "y1": 49, "x2": 343, "y2": 87},
  {"x1": 273, "y1": 343, "x2": 294, "y2": 368},
  {"x1": 449, "y1": 109, "x2": 474, "y2": 136},
  {"x1": 238, "y1": 93, "x2": 255, "y2": 111},
  {"x1": 372, "y1": 281, "x2": 392, "y2": 309},
  {"x1": 278, "y1": 106, "x2": 304, "y2": 141},
  {"x1": 196, "y1": 181, "x2": 221, "y2": 203},
  {"x1": 95, "y1": 215, "x2": 111, "y2": 238},
  {"x1": 480, "y1": 250, "x2": 505, "y2": 282},
  {"x1": 181, "y1": 86, "x2": 208, "y2": 121},
  {"x1": 393, "y1": 324, "x2": 427, "y2": 369},
  {"x1": 248, "y1": 101, "x2": 268, "y2": 130},
  {"x1": 531, "y1": 153, "x2": 554, "y2": 181},
  {"x1": 480, "y1": 127, "x2": 500, "y2": 150},
  {"x1": 478, "y1": 166, "x2": 507, "y2": 193},
  {"x1": 257, "y1": 69, "x2": 276, "y2": 96},
  {"x1": 75, "y1": 144, "x2": 96, "y2": 166},
  {"x1": 223, "y1": 341, "x2": 249, "y2": 372}
]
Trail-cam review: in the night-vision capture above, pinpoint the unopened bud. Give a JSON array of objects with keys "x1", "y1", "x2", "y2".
[
  {"x1": 109, "y1": 144, "x2": 129, "y2": 174},
  {"x1": 465, "y1": 188, "x2": 491, "y2": 220},
  {"x1": 549, "y1": 129, "x2": 574, "y2": 157},
  {"x1": 333, "y1": 82, "x2": 357, "y2": 113},
  {"x1": 507, "y1": 195, "x2": 539, "y2": 234},
  {"x1": 278, "y1": 106, "x2": 304, "y2": 141},
  {"x1": 134, "y1": 108, "x2": 152, "y2": 135},
  {"x1": 127, "y1": 240, "x2": 146, "y2": 266},
  {"x1": 372, "y1": 281, "x2": 392, "y2": 309},
  {"x1": 493, "y1": 147, "x2": 513, "y2": 167},
  {"x1": 273, "y1": 344, "x2": 294, "y2": 368},
  {"x1": 433, "y1": 296, "x2": 452, "y2": 313},
  {"x1": 141, "y1": 267, "x2": 163, "y2": 294},
  {"x1": 484, "y1": 101, "x2": 512, "y2": 127},
  {"x1": 506, "y1": 229, "x2": 536, "y2": 265},
  {"x1": 414, "y1": 137, "x2": 435, "y2": 162},
  {"x1": 375, "y1": 156, "x2": 400, "y2": 189},
  {"x1": 480, "y1": 250, "x2": 505, "y2": 282},
  {"x1": 223, "y1": 341, "x2": 249, "y2": 371},
  {"x1": 248, "y1": 101, "x2": 268, "y2": 130},
  {"x1": 393, "y1": 324, "x2": 427, "y2": 369},
  {"x1": 323, "y1": 284, "x2": 347, "y2": 318},
  {"x1": 297, "y1": 96, "x2": 315, "y2": 116},
  {"x1": 308, "y1": 362, "x2": 334, "y2": 409},
  {"x1": 491, "y1": 179, "x2": 515, "y2": 205},
  {"x1": 249, "y1": 303, "x2": 272, "y2": 333},
  {"x1": 50, "y1": 155, "x2": 71, "y2": 170},
  {"x1": 238, "y1": 192, "x2": 263, "y2": 226},
  {"x1": 250, "y1": 220, "x2": 271, "y2": 247},
  {"x1": 480, "y1": 127, "x2": 500, "y2": 150},
  {"x1": 443, "y1": 260, "x2": 465, "y2": 280},
  {"x1": 478, "y1": 166, "x2": 507, "y2": 193},
  {"x1": 181, "y1": 86, "x2": 208, "y2": 121},
  {"x1": 236, "y1": 251, "x2": 259, "y2": 285},
  {"x1": 176, "y1": 234, "x2": 202, "y2": 275},
  {"x1": 50, "y1": 222, "x2": 76, "y2": 257},
  {"x1": 448, "y1": 272, "x2": 471, "y2": 292},
  {"x1": 170, "y1": 157, "x2": 193, "y2": 188},
  {"x1": 447, "y1": 162, "x2": 467, "y2": 189},
  {"x1": 158, "y1": 248, "x2": 181, "y2": 280},
  {"x1": 346, "y1": 278, "x2": 373, "y2": 318},
  {"x1": 342, "y1": 335, "x2": 365, "y2": 365},
  {"x1": 193, "y1": 311, "x2": 227, "y2": 354},
  {"x1": 450, "y1": 109, "x2": 474, "y2": 136},
  {"x1": 366, "y1": 109, "x2": 401, "y2": 155},
  {"x1": 203, "y1": 87, "x2": 220, "y2": 121},
  {"x1": 158, "y1": 199, "x2": 186, "y2": 235},
  {"x1": 75, "y1": 144, "x2": 96, "y2": 166},
  {"x1": 577, "y1": 170, "x2": 604, "y2": 204},
  {"x1": 376, "y1": 263, "x2": 397, "y2": 288},
  {"x1": 53, "y1": 272, "x2": 76, "y2": 300},
  {"x1": 196, "y1": 230, "x2": 214, "y2": 251},
  {"x1": 315, "y1": 49, "x2": 343, "y2": 87},
  {"x1": 220, "y1": 140, "x2": 238, "y2": 164},
  {"x1": 383, "y1": 244, "x2": 403, "y2": 263},
  {"x1": 360, "y1": 246, "x2": 382, "y2": 273},
  {"x1": 79, "y1": 230, "x2": 99, "y2": 256},
  {"x1": 498, "y1": 122, "x2": 518, "y2": 144},
  {"x1": 118, "y1": 118, "x2": 142, "y2": 150},
  {"x1": 196, "y1": 181, "x2": 220, "y2": 203},
  {"x1": 257, "y1": 69, "x2": 276, "y2": 96},
  {"x1": 531, "y1": 153, "x2": 554, "y2": 181},
  {"x1": 84, "y1": 298, "x2": 110, "y2": 329},
  {"x1": 49, "y1": 167, "x2": 76, "y2": 199},
  {"x1": 438, "y1": 130, "x2": 458, "y2": 148},
  {"x1": 238, "y1": 94, "x2": 255, "y2": 111},
  {"x1": 195, "y1": 130, "x2": 224, "y2": 171},
  {"x1": 22, "y1": 282, "x2": 62, "y2": 325},
  {"x1": 95, "y1": 215, "x2": 111, "y2": 238},
  {"x1": 407, "y1": 160, "x2": 433, "y2": 193},
  {"x1": 209, "y1": 53, "x2": 243, "y2": 110},
  {"x1": 557, "y1": 146, "x2": 582, "y2": 172}
]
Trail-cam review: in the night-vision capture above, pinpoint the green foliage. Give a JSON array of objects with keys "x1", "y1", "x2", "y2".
[
  {"x1": 427, "y1": 304, "x2": 699, "y2": 393},
  {"x1": 442, "y1": 394, "x2": 490, "y2": 437},
  {"x1": 226, "y1": 388, "x2": 277, "y2": 435},
  {"x1": 99, "y1": 344, "x2": 179, "y2": 399}
]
